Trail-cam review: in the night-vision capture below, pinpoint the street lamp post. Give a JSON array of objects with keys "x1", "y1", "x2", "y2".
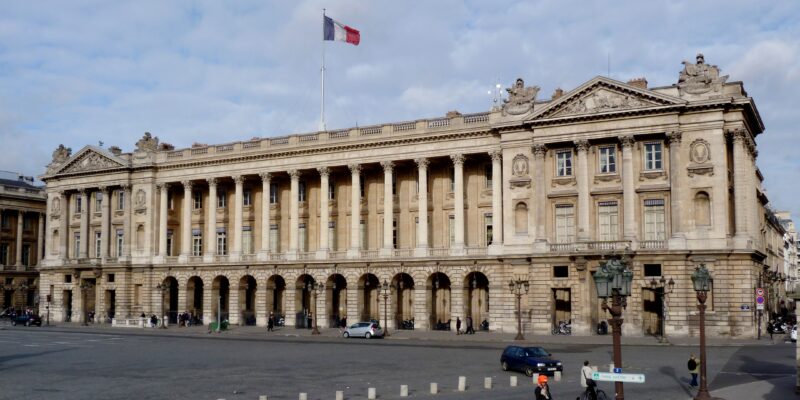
[
  {"x1": 378, "y1": 280, "x2": 395, "y2": 337},
  {"x1": 156, "y1": 282, "x2": 170, "y2": 329},
  {"x1": 311, "y1": 282, "x2": 324, "y2": 335},
  {"x1": 508, "y1": 278, "x2": 530, "y2": 341},
  {"x1": 650, "y1": 276, "x2": 675, "y2": 343},
  {"x1": 691, "y1": 264, "x2": 721, "y2": 400},
  {"x1": 593, "y1": 256, "x2": 634, "y2": 400},
  {"x1": 78, "y1": 282, "x2": 93, "y2": 326}
]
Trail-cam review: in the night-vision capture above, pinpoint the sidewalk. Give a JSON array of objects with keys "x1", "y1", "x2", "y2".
[{"x1": 23, "y1": 322, "x2": 779, "y2": 347}]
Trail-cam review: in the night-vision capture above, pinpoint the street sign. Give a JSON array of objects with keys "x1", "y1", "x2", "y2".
[
  {"x1": 756, "y1": 288, "x2": 765, "y2": 296},
  {"x1": 757, "y1": 302, "x2": 765, "y2": 310},
  {"x1": 740, "y1": 304, "x2": 751, "y2": 311},
  {"x1": 592, "y1": 372, "x2": 645, "y2": 383},
  {"x1": 613, "y1": 367, "x2": 622, "y2": 373}
]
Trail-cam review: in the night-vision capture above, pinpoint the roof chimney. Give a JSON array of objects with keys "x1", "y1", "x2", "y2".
[
  {"x1": 627, "y1": 77, "x2": 648, "y2": 89},
  {"x1": 551, "y1": 88, "x2": 565, "y2": 100}
]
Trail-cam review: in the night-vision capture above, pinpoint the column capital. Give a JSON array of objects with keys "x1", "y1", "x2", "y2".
[
  {"x1": 316, "y1": 167, "x2": 330, "y2": 178},
  {"x1": 259, "y1": 171, "x2": 272, "y2": 181},
  {"x1": 450, "y1": 154, "x2": 465, "y2": 166},
  {"x1": 574, "y1": 139, "x2": 590, "y2": 152},
  {"x1": 97, "y1": 185, "x2": 108, "y2": 194},
  {"x1": 618, "y1": 135, "x2": 635, "y2": 148},
  {"x1": 489, "y1": 150, "x2": 502, "y2": 162},
  {"x1": 532, "y1": 144, "x2": 547, "y2": 158},
  {"x1": 287, "y1": 169, "x2": 301, "y2": 180},
  {"x1": 380, "y1": 161, "x2": 394, "y2": 173},
  {"x1": 232, "y1": 175, "x2": 245, "y2": 185},
  {"x1": 156, "y1": 182, "x2": 170, "y2": 191},
  {"x1": 667, "y1": 130, "x2": 683, "y2": 144},
  {"x1": 414, "y1": 158, "x2": 429, "y2": 169},
  {"x1": 119, "y1": 184, "x2": 132, "y2": 193},
  {"x1": 206, "y1": 177, "x2": 218, "y2": 187},
  {"x1": 729, "y1": 128, "x2": 748, "y2": 144},
  {"x1": 180, "y1": 180, "x2": 192, "y2": 191},
  {"x1": 77, "y1": 188, "x2": 88, "y2": 196},
  {"x1": 348, "y1": 164, "x2": 361, "y2": 175}
]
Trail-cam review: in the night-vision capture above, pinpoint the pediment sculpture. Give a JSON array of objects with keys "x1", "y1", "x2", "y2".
[
  {"x1": 62, "y1": 151, "x2": 121, "y2": 173},
  {"x1": 554, "y1": 89, "x2": 653, "y2": 117},
  {"x1": 135, "y1": 132, "x2": 160, "y2": 153},
  {"x1": 677, "y1": 53, "x2": 728, "y2": 95},
  {"x1": 502, "y1": 78, "x2": 540, "y2": 116}
]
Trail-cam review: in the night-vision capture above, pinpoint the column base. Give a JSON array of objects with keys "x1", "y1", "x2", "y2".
[
  {"x1": 414, "y1": 247, "x2": 428, "y2": 257},
  {"x1": 315, "y1": 249, "x2": 329, "y2": 260},
  {"x1": 380, "y1": 248, "x2": 393, "y2": 257},
  {"x1": 257, "y1": 251, "x2": 271, "y2": 262}
]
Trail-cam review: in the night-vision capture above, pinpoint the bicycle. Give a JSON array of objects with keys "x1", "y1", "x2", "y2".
[{"x1": 579, "y1": 387, "x2": 609, "y2": 400}]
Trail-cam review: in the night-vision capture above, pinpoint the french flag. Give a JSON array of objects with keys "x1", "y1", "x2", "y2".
[{"x1": 323, "y1": 15, "x2": 360, "y2": 46}]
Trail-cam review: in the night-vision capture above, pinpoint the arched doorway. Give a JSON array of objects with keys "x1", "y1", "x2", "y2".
[
  {"x1": 428, "y1": 272, "x2": 451, "y2": 330},
  {"x1": 326, "y1": 274, "x2": 347, "y2": 328},
  {"x1": 463, "y1": 272, "x2": 489, "y2": 329},
  {"x1": 239, "y1": 275, "x2": 257, "y2": 326},
  {"x1": 161, "y1": 276, "x2": 179, "y2": 324},
  {"x1": 392, "y1": 273, "x2": 415, "y2": 329},
  {"x1": 266, "y1": 275, "x2": 285, "y2": 323},
  {"x1": 295, "y1": 274, "x2": 315, "y2": 328},
  {"x1": 186, "y1": 276, "x2": 204, "y2": 320},
  {"x1": 212, "y1": 276, "x2": 230, "y2": 322},
  {"x1": 358, "y1": 273, "x2": 380, "y2": 322}
]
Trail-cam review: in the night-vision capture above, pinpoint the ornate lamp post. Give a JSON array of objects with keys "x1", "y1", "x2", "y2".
[
  {"x1": 508, "y1": 278, "x2": 529, "y2": 341},
  {"x1": 156, "y1": 281, "x2": 170, "y2": 329},
  {"x1": 593, "y1": 256, "x2": 634, "y2": 400},
  {"x1": 649, "y1": 276, "x2": 675, "y2": 343},
  {"x1": 311, "y1": 282, "x2": 325, "y2": 335},
  {"x1": 691, "y1": 264, "x2": 719, "y2": 400},
  {"x1": 377, "y1": 280, "x2": 395, "y2": 337},
  {"x1": 79, "y1": 282, "x2": 94, "y2": 326}
]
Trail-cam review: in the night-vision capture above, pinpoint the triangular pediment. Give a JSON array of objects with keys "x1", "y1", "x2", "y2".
[
  {"x1": 56, "y1": 146, "x2": 128, "y2": 175},
  {"x1": 532, "y1": 76, "x2": 686, "y2": 120}
]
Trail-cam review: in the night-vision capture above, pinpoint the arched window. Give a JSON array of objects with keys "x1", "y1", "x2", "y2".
[
  {"x1": 694, "y1": 192, "x2": 711, "y2": 226},
  {"x1": 515, "y1": 202, "x2": 528, "y2": 234}
]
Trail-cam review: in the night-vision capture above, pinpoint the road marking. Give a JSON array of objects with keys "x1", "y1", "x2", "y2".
[{"x1": 23, "y1": 344, "x2": 40, "y2": 347}]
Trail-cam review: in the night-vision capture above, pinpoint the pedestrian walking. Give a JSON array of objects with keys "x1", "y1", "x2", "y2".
[
  {"x1": 534, "y1": 375, "x2": 551, "y2": 400},
  {"x1": 580, "y1": 360, "x2": 597, "y2": 400},
  {"x1": 267, "y1": 312, "x2": 274, "y2": 332},
  {"x1": 688, "y1": 353, "x2": 699, "y2": 387},
  {"x1": 466, "y1": 315, "x2": 475, "y2": 334},
  {"x1": 456, "y1": 317, "x2": 462, "y2": 335}
]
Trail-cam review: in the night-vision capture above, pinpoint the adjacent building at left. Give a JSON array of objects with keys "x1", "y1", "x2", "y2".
[{"x1": 0, "y1": 172, "x2": 46, "y2": 312}]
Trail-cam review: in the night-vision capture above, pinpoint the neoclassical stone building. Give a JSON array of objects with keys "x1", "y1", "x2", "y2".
[{"x1": 39, "y1": 55, "x2": 775, "y2": 337}]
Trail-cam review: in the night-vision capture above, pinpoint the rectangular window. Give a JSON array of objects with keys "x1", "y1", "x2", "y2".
[
  {"x1": 242, "y1": 228, "x2": 252, "y2": 254},
  {"x1": 166, "y1": 229, "x2": 174, "y2": 256},
  {"x1": 193, "y1": 191, "x2": 202, "y2": 209},
  {"x1": 116, "y1": 229, "x2": 124, "y2": 257},
  {"x1": 555, "y1": 204, "x2": 575, "y2": 243},
  {"x1": 392, "y1": 175, "x2": 397, "y2": 196},
  {"x1": 95, "y1": 231, "x2": 102, "y2": 258},
  {"x1": 556, "y1": 150, "x2": 573, "y2": 176},
  {"x1": 192, "y1": 231, "x2": 202, "y2": 256},
  {"x1": 328, "y1": 180, "x2": 335, "y2": 200},
  {"x1": 107, "y1": 273, "x2": 115, "y2": 283},
  {"x1": 485, "y1": 164, "x2": 492, "y2": 189},
  {"x1": 597, "y1": 201, "x2": 619, "y2": 241},
  {"x1": 0, "y1": 213, "x2": 9, "y2": 229},
  {"x1": 360, "y1": 176, "x2": 365, "y2": 198},
  {"x1": 644, "y1": 142, "x2": 663, "y2": 171},
  {"x1": 95, "y1": 192, "x2": 102, "y2": 211},
  {"x1": 553, "y1": 266, "x2": 569, "y2": 278},
  {"x1": 449, "y1": 215, "x2": 456, "y2": 246},
  {"x1": 414, "y1": 217, "x2": 419, "y2": 247},
  {"x1": 270, "y1": 184, "x2": 279, "y2": 204},
  {"x1": 216, "y1": 230, "x2": 227, "y2": 255},
  {"x1": 76, "y1": 195, "x2": 83, "y2": 213},
  {"x1": 270, "y1": 224, "x2": 279, "y2": 252},
  {"x1": 392, "y1": 219, "x2": 397, "y2": 249},
  {"x1": 485, "y1": 214, "x2": 493, "y2": 246},
  {"x1": 644, "y1": 264, "x2": 662, "y2": 277},
  {"x1": 21, "y1": 244, "x2": 30, "y2": 266},
  {"x1": 299, "y1": 223, "x2": 307, "y2": 252},
  {"x1": 328, "y1": 221, "x2": 336, "y2": 250},
  {"x1": 0, "y1": 243, "x2": 8, "y2": 265},
  {"x1": 599, "y1": 146, "x2": 616, "y2": 173},
  {"x1": 217, "y1": 190, "x2": 227, "y2": 208},
  {"x1": 449, "y1": 168, "x2": 455, "y2": 192},
  {"x1": 298, "y1": 182, "x2": 306, "y2": 202},
  {"x1": 360, "y1": 220, "x2": 367, "y2": 248},
  {"x1": 64, "y1": 274, "x2": 72, "y2": 283},
  {"x1": 117, "y1": 190, "x2": 125, "y2": 210},
  {"x1": 22, "y1": 215, "x2": 32, "y2": 231},
  {"x1": 644, "y1": 199, "x2": 666, "y2": 240},
  {"x1": 243, "y1": 190, "x2": 252, "y2": 206},
  {"x1": 74, "y1": 232, "x2": 81, "y2": 257}
]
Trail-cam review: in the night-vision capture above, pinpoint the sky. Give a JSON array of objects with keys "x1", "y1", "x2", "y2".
[{"x1": 1, "y1": 1, "x2": 799, "y2": 220}]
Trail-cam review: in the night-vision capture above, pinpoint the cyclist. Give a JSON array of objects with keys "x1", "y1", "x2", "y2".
[{"x1": 580, "y1": 360, "x2": 597, "y2": 400}]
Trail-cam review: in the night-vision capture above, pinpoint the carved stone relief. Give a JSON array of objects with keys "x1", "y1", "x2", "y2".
[
  {"x1": 134, "y1": 189, "x2": 147, "y2": 214},
  {"x1": 554, "y1": 89, "x2": 653, "y2": 117},
  {"x1": 689, "y1": 139, "x2": 710, "y2": 164},
  {"x1": 677, "y1": 53, "x2": 729, "y2": 95},
  {"x1": 62, "y1": 152, "x2": 121, "y2": 173},
  {"x1": 502, "y1": 78, "x2": 540, "y2": 116},
  {"x1": 509, "y1": 154, "x2": 531, "y2": 189}
]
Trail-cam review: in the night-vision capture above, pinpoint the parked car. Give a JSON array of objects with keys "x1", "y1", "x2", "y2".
[
  {"x1": 11, "y1": 314, "x2": 42, "y2": 327},
  {"x1": 343, "y1": 322, "x2": 384, "y2": 339},
  {"x1": 500, "y1": 345, "x2": 563, "y2": 377},
  {"x1": 791, "y1": 325, "x2": 797, "y2": 342}
]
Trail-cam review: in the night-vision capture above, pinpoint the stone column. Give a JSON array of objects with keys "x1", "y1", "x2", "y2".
[
  {"x1": 36, "y1": 212, "x2": 44, "y2": 265},
  {"x1": 258, "y1": 172, "x2": 271, "y2": 261},
  {"x1": 204, "y1": 179, "x2": 217, "y2": 262},
  {"x1": 121, "y1": 184, "x2": 132, "y2": 259},
  {"x1": 532, "y1": 145, "x2": 547, "y2": 242},
  {"x1": 451, "y1": 154, "x2": 466, "y2": 254},
  {"x1": 231, "y1": 175, "x2": 244, "y2": 261},
  {"x1": 202, "y1": 280, "x2": 212, "y2": 325},
  {"x1": 15, "y1": 210, "x2": 23, "y2": 266},
  {"x1": 255, "y1": 283, "x2": 267, "y2": 327},
  {"x1": 228, "y1": 284, "x2": 240, "y2": 325},
  {"x1": 414, "y1": 158, "x2": 429, "y2": 257},
  {"x1": 99, "y1": 186, "x2": 110, "y2": 260},
  {"x1": 414, "y1": 285, "x2": 429, "y2": 330},
  {"x1": 178, "y1": 180, "x2": 193, "y2": 263},
  {"x1": 79, "y1": 190, "x2": 89, "y2": 259},
  {"x1": 667, "y1": 131, "x2": 683, "y2": 238},
  {"x1": 489, "y1": 150, "x2": 503, "y2": 253},
  {"x1": 381, "y1": 161, "x2": 394, "y2": 257},
  {"x1": 620, "y1": 136, "x2": 637, "y2": 241},
  {"x1": 156, "y1": 184, "x2": 169, "y2": 261},
  {"x1": 348, "y1": 164, "x2": 361, "y2": 258},
  {"x1": 317, "y1": 167, "x2": 330, "y2": 259},
  {"x1": 59, "y1": 191, "x2": 68, "y2": 260},
  {"x1": 732, "y1": 129, "x2": 750, "y2": 239},
  {"x1": 575, "y1": 140, "x2": 590, "y2": 241},
  {"x1": 288, "y1": 170, "x2": 300, "y2": 258}
]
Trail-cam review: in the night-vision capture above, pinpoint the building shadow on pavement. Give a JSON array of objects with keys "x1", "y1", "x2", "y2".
[
  {"x1": 0, "y1": 348, "x2": 71, "y2": 372},
  {"x1": 659, "y1": 365, "x2": 694, "y2": 398}
]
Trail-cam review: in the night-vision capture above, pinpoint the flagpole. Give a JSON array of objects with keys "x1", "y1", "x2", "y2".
[{"x1": 320, "y1": 8, "x2": 326, "y2": 131}]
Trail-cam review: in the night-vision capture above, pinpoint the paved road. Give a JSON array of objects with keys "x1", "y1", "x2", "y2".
[{"x1": 0, "y1": 326, "x2": 794, "y2": 400}]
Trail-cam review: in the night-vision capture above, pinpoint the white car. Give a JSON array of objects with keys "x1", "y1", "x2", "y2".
[
  {"x1": 791, "y1": 325, "x2": 797, "y2": 342},
  {"x1": 343, "y1": 322, "x2": 384, "y2": 339}
]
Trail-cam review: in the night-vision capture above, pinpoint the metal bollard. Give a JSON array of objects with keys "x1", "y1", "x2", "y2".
[
  {"x1": 368, "y1": 387, "x2": 376, "y2": 399},
  {"x1": 335, "y1": 391, "x2": 343, "y2": 400},
  {"x1": 532, "y1": 373, "x2": 539, "y2": 385},
  {"x1": 400, "y1": 385, "x2": 408, "y2": 397},
  {"x1": 299, "y1": 393, "x2": 307, "y2": 400},
  {"x1": 458, "y1": 376, "x2": 466, "y2": 391},
  {"x1": 484, "y1": 377, "x2": 492, "y2": 389},
  {"x1": 259, "y1": 396, "x2": 268, "y2": 400},
  {"x1": 430, "y1": 382, "x2": 438, "y2": 394},
  {"x1": 510, "y1": 376, "x2": 518, "y2": 387},
  {"x1": 555, "y1": 371, "x2": 562, "y2": 382}
]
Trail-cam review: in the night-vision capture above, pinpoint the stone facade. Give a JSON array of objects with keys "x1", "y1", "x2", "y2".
[
  {"x1": 0, "y1": 173, "x2": 46, "y2": 312},
  {"x1": 38, "y1": 55, "x2": 776, "y2": 338}
]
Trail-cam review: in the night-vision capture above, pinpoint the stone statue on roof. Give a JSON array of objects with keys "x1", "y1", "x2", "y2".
[
  {"x1": 677, "y1": 53, "x2": 728, "y2": 95},
  {"x1": 502, "y1": 78, "x2": 540, "y2": 116},
  {"x1": 51, "y1": 144, "x2": 72, "y2": 164},
  {"x1": 135, "y1": 132, "x2": 160, "y2": 153}
]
